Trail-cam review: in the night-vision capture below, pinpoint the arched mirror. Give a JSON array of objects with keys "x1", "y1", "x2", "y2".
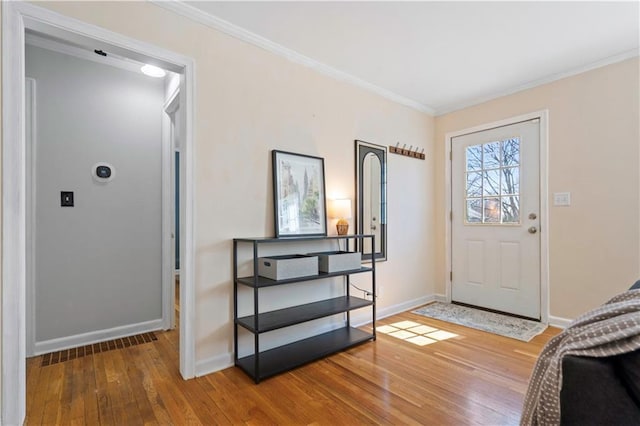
[{"x1": 355, "y1": 140, "x2": 387, "y2": 261}]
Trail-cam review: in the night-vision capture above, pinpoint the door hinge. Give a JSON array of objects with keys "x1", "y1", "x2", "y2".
[
  {"x1": 450, "y1": 211, "x2": 453, "y2": 221},
  {"x1": 449, "y1": 151, "x2": 452, "y2": 160},
  {"x1": 450, "y1": 271, "x2": 453, "y2": 281}
]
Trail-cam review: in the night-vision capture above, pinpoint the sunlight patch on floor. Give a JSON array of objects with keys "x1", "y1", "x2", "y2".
[
  {"x1": 376, "y1": 325, "x2": 400, "y2": 334},
  {"x1": 406, "y1": 335, "x2": 438, "y2": 346},
  {"x1": 425, "y1": 330, "x2": 458, "y2": 341},
  {"x1": 407, "y1": 325, "x2": 438, "y2": 334},
  {"x1": 391, "y1": 320, "x2": 422, "y2": 329},
  {"x1": 388, "y1": 329, "x2": 417, "y2": 340},
  {"x1": 377, "y1": 321, "x2": 459, "y2": 346}
]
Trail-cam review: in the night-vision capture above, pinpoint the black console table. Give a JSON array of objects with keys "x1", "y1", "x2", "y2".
[{"x1": 233, "y1": 234, "x2": 376, "y2": 383}]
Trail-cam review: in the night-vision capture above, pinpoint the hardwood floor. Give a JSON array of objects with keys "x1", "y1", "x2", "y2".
[{"x1": 26, "y1": 308, "x2": 559, "y2": 425}]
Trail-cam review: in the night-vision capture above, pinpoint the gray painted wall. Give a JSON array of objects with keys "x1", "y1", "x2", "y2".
[{"x1": 27, "y1": 45, "x2": 165, "y2": 342}]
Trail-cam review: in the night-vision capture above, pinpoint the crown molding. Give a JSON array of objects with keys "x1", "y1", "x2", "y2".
[
  {"x1": 434, "y1": 48, "x2": 639, "y2": 116},
  {"x1": 151, "y1": 0, "x2": 637, "y2": 118},
  {"x1": 151, "y1": 0, "x2": 436, "y2": 115}
]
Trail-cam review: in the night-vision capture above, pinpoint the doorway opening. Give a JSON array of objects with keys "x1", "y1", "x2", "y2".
[
  {"x1": 2, "y1": 3, "x2": 196, "y2": 424},
  {"x1": 25, "y1": 32, "x2": 179, "y2": 355}
]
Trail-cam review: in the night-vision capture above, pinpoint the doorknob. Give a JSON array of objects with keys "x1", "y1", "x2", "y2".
[
  {"x1": 371, "y1": 225, "x2": 377, "y2": 230},
  {"x1": 528, "y1": 226, "x2": 537, "y2": 234}
]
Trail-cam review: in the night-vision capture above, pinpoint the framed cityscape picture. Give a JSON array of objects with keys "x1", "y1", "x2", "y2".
[{"x1": 272, "y1": 150, "x2": 327, "y2": 238}]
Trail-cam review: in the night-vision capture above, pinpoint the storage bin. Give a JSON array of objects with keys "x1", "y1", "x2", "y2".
[
  {"x1": 310, "y1": 251, "x2": 362, "y2": 273},
  {"x1": 257, "y1": 254, "x2": 318, "y2": 280}
]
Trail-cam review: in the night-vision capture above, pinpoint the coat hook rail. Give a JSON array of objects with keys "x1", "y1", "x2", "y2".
[{"x1": 389, "y1": 142, "x2": 425, "y2": 160}]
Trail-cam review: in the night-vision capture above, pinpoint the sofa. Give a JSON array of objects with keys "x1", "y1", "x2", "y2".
[{"x1": 560, "y1": 280, "x2": 640, "y2": 425}]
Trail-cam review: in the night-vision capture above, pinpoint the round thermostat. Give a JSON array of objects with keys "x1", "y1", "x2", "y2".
[{"x1": 92, "y1": 162, "x2": 115, "y2": 183}]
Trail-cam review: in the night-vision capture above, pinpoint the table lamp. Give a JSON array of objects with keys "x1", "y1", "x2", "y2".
[{"x1": 329, "y1": 199, "x2": 352, "y2": 235}]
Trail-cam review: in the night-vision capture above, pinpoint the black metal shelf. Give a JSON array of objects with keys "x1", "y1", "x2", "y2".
[
  {"x1": 236, "y1": 266, "x2": 373, "y2": 288},
  {"x1": 236, "y1": 327, "x2": 373, "y2": 381},
  {"x1": 237, "y1": 296, "x2": 373, "y2": 333},
  {"x1": 233, "y1": 234, "x2": 376, "y2": 383},
  {"x1": 234, "y1": 234, "x2": 373, "y2": 244}
]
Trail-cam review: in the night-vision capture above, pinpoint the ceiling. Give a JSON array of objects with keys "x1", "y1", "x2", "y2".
[{"x1": 182, "y1": 1, "x2": 639, "y2": 115}]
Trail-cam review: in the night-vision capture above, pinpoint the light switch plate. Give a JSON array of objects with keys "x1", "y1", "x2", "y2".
[
  {"x1": 60, "y1": 191, "x2": 74, "y2": 207},
  {"x1": 553, "y1": 192, "x2": 571, "y2": 206}
]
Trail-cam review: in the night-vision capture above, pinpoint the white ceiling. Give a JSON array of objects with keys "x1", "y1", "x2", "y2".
[{"x1": 183, "y1": 1, "x2": 639, "y2": 115}]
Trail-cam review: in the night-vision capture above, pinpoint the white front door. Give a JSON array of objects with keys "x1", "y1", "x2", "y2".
[{"x1": 451, "y1": 119, "x2": 541, "y2": 319}]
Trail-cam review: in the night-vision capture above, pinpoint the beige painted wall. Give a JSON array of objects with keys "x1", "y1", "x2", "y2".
[
  {"x1": 435, "y1": 58, "x2": 640, "y2": 320},
  {"x1": 2, "y1": 5, "x2": 637, "y2": 398},
  {"x1": 12, "y1": 1, "x2": 435, "y2": 365}
]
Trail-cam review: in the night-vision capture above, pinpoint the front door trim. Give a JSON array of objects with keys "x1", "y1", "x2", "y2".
[{"x1": 444, "y1": 110, "x2": 549, "y2": 323}]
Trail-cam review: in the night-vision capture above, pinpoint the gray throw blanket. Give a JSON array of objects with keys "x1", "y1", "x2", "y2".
[{"x1": 520, "y1": 289, "x2": 640, "y2": 425}]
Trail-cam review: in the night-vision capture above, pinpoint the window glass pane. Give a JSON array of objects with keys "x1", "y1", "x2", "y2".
[
  {"x1": 466, "y1": 172, "x2": 482, "y2": 197},
  {"x1": 483, "y1": 142, "x2": 500, "y2": 169},
  {"x1": 483, "y1": 198, "x2": 500, "y2": 223},
  {"x1": 464, "y1": 137, "x2": 523, "y2": 225},
  {"x1": 466, "y1": 199, "x2": 482, "y2": 223},
  {"x1": 501, "y1": 196, "x2": 520, "y2": 223},
  {"x1": 483, "y1": 169, "x2": 500, "y2": 196},
  {"x1": 466, "y1": 145, "x2": 482, "y2": 171},
  {"x1": 501, "y1": 167, "x2": 519, "y2": 195},
  {"x1": 501, "y1": 138, "x2": 520, "y2": 166}
]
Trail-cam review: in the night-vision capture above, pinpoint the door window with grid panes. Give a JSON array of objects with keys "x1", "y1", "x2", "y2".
[{"x1": 465, "y1": 138, "x2": 520, "y2": 224}]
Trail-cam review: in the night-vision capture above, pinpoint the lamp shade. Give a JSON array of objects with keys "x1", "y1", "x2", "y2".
[{"x1": 329, "y1": 199, "x2": 352, "y2": 219}]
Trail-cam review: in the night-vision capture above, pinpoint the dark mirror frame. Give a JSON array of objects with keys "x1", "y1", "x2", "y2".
[{"x1": 355, "y1": 140, "x2": 387, "y2": 261}]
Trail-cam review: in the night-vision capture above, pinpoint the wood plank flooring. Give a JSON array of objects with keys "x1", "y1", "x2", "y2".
[{"x1": 26, "y1": 309, "x2": 559, "y2": 425}]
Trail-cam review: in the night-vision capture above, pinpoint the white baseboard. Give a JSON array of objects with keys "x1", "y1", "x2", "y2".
[
  {"x1": 351, "y1": 294, "x2": 436, "y2": 327},
  {"x1": 434, "y1": 293, "x2": 447, "y2": 302},
  {"x1": 196, "y1": 352, "x2": 234, "y2": 377},
  {"x1": 377, "y1": 294, "x2": 437, "y2": 321},
  {"x1": 33, "y1": 319, "x2": 164, "y2": 355},
  {"x1": 548, "y1": 315, "x2": 572, "y2": 329}
]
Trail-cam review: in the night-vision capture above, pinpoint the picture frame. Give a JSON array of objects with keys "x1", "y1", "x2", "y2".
[{"x1": 272, "y1": 150, "x2": 327, "y2": 238}]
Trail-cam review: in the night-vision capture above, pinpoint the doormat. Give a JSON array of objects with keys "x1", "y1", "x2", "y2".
[
  {"x1": 411, "y1": 302, "x2": 547, "y2": 342},
  {"x1": 40, "y1": 332, "x2": 158, "y2": 367}
]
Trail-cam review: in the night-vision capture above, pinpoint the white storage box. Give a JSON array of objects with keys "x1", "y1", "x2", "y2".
[
  {"x1": 311, "y1": 251, "x2": 362, "y2": 273},
  {"x1": 257, "y1": 254, "x2": 318, "y2": 280}
]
